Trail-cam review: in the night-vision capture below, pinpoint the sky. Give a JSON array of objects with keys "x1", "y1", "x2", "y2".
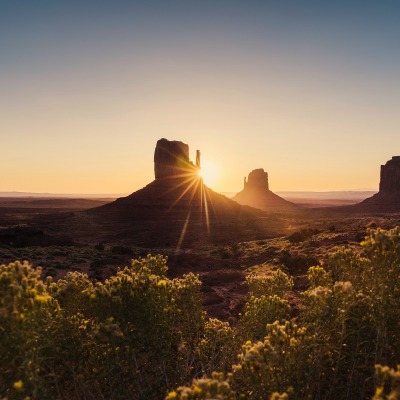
[{"x1": 1, "y1": 0, "x2": 400, "y2": 194}]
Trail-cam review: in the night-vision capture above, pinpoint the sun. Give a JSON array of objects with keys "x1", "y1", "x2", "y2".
[{"x1": 198, "y1": 160, "x2": 218, "y2": 187}]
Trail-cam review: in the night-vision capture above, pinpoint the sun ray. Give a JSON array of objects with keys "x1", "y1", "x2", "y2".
[
  {"x1": 175, "y1": 210, "x2": 191, "y2": 255},
  {"x1": 161, "y1": 172, "x2": 198, "y2": 194},
  {"x1": 152, "y1": 144, "x2": 216, "y2": 244},
  {"x1": 166, "y1": 174, "x2": 202, "y2": 214},
  {"x1": 202, "y1": 182, "x2": 210, "y2": 234}
]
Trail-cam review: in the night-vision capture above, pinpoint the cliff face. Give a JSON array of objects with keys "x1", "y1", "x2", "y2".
[
  {"x1": 232, "y1": 168, "x2": 297, "y2": 212},
  {"x1": 356, "y1": 156, "x2": 400, "y2": 212},
  {"x1": 154, "y1": 138, "x2": 196, "y2": 180},
  {"x1": 379, "y1": 156, "x2": 400, "y2": 192},
  {"x1": 244, "y1": 169, "x2": 269, "y2": 190}
]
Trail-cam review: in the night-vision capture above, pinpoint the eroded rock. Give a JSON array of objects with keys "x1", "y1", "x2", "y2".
[
  {"x1": 380, "y1": 156, "x2": 400, "y2": 192},
  {"x1": 233, "y1": 168, "x2": 297, "y2": 212},
  {"x1": 154, "y1": 138, "x2": 194, "y2": 180},
  {"x1": 355, "y1": 156, "x2": 400, "y2": 212},
  {"x1": 244, "y1": 168, "x2": 269, "y2": 190}
]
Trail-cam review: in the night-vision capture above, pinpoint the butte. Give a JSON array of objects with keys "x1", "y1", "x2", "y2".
[
  {"x1": 83, "y1": 139, "x2": 278, "y2": 247},
  {"x1": 232, "y1": 168, "x2": 298, "y2": 212},
  {"x1": 354, "y1": 156, "x2": 400, "y2": 213}
]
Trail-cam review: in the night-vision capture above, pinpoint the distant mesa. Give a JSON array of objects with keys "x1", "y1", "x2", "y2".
[
  {"x1": 244, "y1": 168, "x2": 270, "y2": 190},
  {"x1": 356, "y1": 156, "x2": 400, "y2": 212},
  {"x1": 87, "y1": 139, "x2": 269, "y2": 246},
  {"x1": 232, "y1": 168, "x2": 298, "y2": 212}
]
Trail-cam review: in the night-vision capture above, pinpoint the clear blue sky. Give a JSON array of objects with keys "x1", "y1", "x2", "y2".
[{"x1": 1, "y1": 0, "x2": 399, "y2": 193}]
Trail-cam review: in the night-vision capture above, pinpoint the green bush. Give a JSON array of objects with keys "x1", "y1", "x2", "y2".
[
  {"x1": 174, "y1": 228, "x2": 400, "y2": 400},
  {"x1": 238, "y1": 270, "x2": 292, "y2": 341},
  {"x1": 373, "y1": 364, "x2": 400, "y2": 399},
  {"x1": 165, "y1": 372, "x2": 235, "y2": 400},
  {"x1": 0, "y1": 256, "x2": 207, "y2": 399},
  {"x1": 3, "y1": 228, "x2": 400, "y2": 400},
  {"x1": 279, "y1": 250, "x2": 320, "y2": 275},
  {"x1": 195, "y1": 318, "x2": 235, "y2": 376},
  {"x1": 233, "y1": 321, "x2": 313, "y2": 399}
]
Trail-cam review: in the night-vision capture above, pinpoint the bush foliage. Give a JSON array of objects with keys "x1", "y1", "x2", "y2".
[{"x1": 1, "y1": 229, "x2": 400, "y2": 399}]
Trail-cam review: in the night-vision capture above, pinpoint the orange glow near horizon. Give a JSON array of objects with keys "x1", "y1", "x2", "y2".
[{"x1": 1, "y1": 2, "x2": 399, "y2": 194}]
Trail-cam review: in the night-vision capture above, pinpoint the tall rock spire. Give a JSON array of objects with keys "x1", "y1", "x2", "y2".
[{"x1": 196, "y1": 150, "x2": 201, "y2": 169}]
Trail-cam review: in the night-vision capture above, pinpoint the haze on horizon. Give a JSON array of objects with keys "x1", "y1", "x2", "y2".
[{"x1": 1, "y1": 0, "x2": 399, "y2": 194}]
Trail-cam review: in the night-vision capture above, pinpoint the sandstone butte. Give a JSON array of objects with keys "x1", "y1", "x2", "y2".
[
  {"x1": 93, "y1": 138, "x2": 262, "y2": 219},
  {"x1": 86, "y1": 139, "x2": 275, "y2": 246},
  {"x1": 356, "y1": 156, "x2": 400, "y2": 212},
  {"x1": 232, "y1": 168, "x2": 298, "y2": 212}
]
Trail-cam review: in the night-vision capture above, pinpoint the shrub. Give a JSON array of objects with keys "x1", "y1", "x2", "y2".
[
  {"x1": 0, "y1": 256, "x2": 207, "y2": 399},
  {"x1": 238, "y1": 270, "x2": 292, "y2": 341},
  {"x1": 279, "y1": 250, "x2": 320, "y2": 275},
  {"x1": 111, "y1": 245, "x2": 134, "y2": 255},
  {"x1": 195, "y1": 318, "x2": 235, "y2": 376},
  {"x1": 4, "y1": 228, "x2": 400, "y2": 400},
  {"x1": 373, "y1": 364, "x2": 400, "y2": 399},
  {"x1": 246, "y1": 269, "x2": 293, "y2": 298},
  {"x1": 166, "y1": 372, "x2": 235, "y2": 400},
  {"x1": 287, "y1": 228, "x2": 319, "y2": 244},
  {"x1": 232, "y1": 321, "x2": 314, "y2": 399},
  {"x1": 172, "y1": 228, "x2": 400, "y2": 400}
]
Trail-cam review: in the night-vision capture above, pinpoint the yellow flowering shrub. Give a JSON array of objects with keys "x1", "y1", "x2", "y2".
[
  {"x1": 373, "y1": 364, "x2": 400, "y2": 399},
  {"x1": 307, "y1": 265, "x2": 331, "y2": 288},
  {"x1": 3, "y1": 229, "x2": 400, "y2": 399},
  {"x1": 232, "y1": 321, "x2": 313, "y2": 399},
  {"x1": 166, "y1": 372, "x2": 235, "y2": 400},
  {"x1": 0, "y1": 261, "x2": 59, "y2": 398},
  {"x1": 238, "y1": 270, "x2": 292, "y2": 342},
  {"x1": 195, "y1": 318, "x2": 235, "y2": 376},
  {"x1": 246, "y1": 269, "x2": 293, "y2": 298},
  {"x1": 238, "y1": 295, "x2": 291, "y2": 342}
]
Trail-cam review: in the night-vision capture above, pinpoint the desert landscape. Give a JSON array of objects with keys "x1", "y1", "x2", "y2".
[
  {"x1": 2, "y1": 139, "x2": 399, "y2": 322},
  {"x1": 3, "y1": 141, "x2": 400, "y2": 400},
  {"x1": 2, "y1": 1, "x2": 400, "y2": 399}
]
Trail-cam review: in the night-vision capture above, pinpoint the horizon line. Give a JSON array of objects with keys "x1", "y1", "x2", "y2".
[{"x1": 0, "y1": 188, "x2": 379, "y2": 198}]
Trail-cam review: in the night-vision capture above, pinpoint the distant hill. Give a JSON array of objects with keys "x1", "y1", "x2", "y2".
[
  {"x1": 0, "y1": 191, "x2": 121, "y2": 199},
  {"x1": 224, "y1": 190, "x2": 377, "y2": 208},
  {"x1": 0, "y1": 197, "x2": 112, "y2": 210},
  {"x1": 279, "y1": 191, "x2": 377, "y2": 208}
]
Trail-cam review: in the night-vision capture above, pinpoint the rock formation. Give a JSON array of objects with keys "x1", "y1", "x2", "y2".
[
  {"x1": 154, "y1": 138, "x2": 197, "y2": 180},
  {"x1": 87, "y1": 139, "x2": 272, "y2": 247},
  {"x1": 244, "y1": 169, "x2": 269, "y2": 190},
  {"x1": 232, "y1": 168, "x2": 298, "y2": 212},
  {"x1": 379, "y1": 156, "x2": 400, "y2": 192},
  {"x1": 355, "y1": 156, "x2": 400, "y2": 212}
]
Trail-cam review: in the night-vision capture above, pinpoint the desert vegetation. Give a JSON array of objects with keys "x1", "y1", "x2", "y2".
[{"x1": 2, "y1": 228, "x2": 400, "y2": 399}]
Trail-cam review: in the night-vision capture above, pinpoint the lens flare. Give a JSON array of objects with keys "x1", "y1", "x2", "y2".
[{"x1": 198, "y1": 160, "x2": 218, "y2": 187}]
